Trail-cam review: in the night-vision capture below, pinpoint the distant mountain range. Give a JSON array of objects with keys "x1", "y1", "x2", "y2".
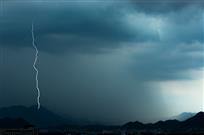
[
  {"x1": 122, "y1": 112, "x2": 204, "y2": 132},
  {"x1": 0, "y1": 105, "x2": 82, "y2": 128},
  {"x1": 170, "y1": 112, "x2": 196, "y2": 121},
  {"x1": 0, "y1": 105, "x2": 203, "y2": 132}
]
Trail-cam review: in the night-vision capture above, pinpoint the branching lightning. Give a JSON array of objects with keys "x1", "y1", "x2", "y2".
[{"x1": 31, "y1": 22, "x2": 41, "y2": 110}]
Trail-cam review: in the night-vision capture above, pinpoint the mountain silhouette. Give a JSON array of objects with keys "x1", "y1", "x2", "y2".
[
  {"x1": 181, "y1": 111, "x2": 204, "y2": 129},
  {"x1": 1, "y1": 106, "x2": 203, "y2": 132},
  {"x1": 122, "y1": 121, "x2": 145, "y2": 130},
  {"x1": 153, "y1": 120, "x2": 180, "y2": 131},
  {"x1": 122, "y1": 112, "x2": 204, "y2": 132},
  {"x1": 171, "y1": 112, "x2": 196, "y2": 121},
  {"x1": 0, "y1": 105, "x2": 72, "y2": 128}
]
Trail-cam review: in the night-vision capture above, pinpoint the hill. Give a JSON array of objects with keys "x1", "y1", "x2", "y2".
[
  {"x1": 122, "y1": 111, "x2": 204, "y2": 132},
  {"x1": 171, "y1": 112, "x2": 196, "y2": 121},
  {"x1": 181, "y1": 111, "x2": 204, "y2": 129},
  {"x1": 0, "y1": 105, "x2": 69, "y2": 128}
]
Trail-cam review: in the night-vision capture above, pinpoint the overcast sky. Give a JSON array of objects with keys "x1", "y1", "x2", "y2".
[{"x1": 0, "y1": 0, "x2": 203, "y2": 124}]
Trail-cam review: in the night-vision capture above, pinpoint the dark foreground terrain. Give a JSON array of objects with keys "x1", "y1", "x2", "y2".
[{"x1": 0, "y1": 106, "x2": 204, "y2": 135}]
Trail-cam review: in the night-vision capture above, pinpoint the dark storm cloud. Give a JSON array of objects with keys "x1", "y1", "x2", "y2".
[
  {"x1": 129, "y1": 0, "x2": 204, "y2": 14},
  {"x1": 0, "y1": 1, "x2": 158, "y2": 53},
  {"x1": 0, "y1": 0, "x2": 203, "y2": 53}
]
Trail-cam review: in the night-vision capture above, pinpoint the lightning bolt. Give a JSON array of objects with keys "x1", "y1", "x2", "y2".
[{"x1": 31, "y1": 22, "x2": 41, "y2": 110}]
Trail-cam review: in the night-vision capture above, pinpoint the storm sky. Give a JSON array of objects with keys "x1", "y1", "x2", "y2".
[{"x1": 0, "y1": 0, "x2": 204, "y2": 124}]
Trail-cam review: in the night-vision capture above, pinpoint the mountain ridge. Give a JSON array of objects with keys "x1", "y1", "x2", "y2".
[
  {"x1": 122, "y1": 111, "x2": 204, "y2": 132},
  {"x1": 0, "y1": 105, "x2": 72, "y2": 128},
  {"x1": 0, "y1": 105, "x2": 203, "y2": 132},
  {"x1": 170, "y1": 112, "x2": 196, "y2": 121}
]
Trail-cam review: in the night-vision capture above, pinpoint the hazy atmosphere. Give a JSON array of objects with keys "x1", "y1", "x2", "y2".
[{"x1": 0, "y1": 0, "x2": 203, "y2": 125}]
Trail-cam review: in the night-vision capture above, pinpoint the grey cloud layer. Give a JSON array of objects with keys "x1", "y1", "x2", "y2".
[
  {"x1": 0, "y1": 0, "x2": 203, "y2": 52},
  {"x1": 0, "y1": 0, "x2": 203, "y2": 80},
  {"x1": 129, "y1": 0, "x2": 204, "y2": 13}
]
